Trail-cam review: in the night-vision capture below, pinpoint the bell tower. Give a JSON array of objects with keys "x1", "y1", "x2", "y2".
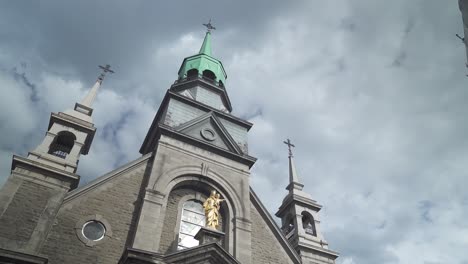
[
  {"x1": 276, "y1": 139, "x2": 339, "y2": 264},
  {"x1": 0, "y1": 66, "x2": 112, "y2": 257},
  {"x1": 27, "y1": 64, "x2": 113, "y2": 177}
]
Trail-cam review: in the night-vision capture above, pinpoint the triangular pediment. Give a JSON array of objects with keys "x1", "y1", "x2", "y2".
[
  {"x1": 165, "y1": 243, "x2": 240, "y2": 264},
  {"x1": 121, "y1": 244, "x2": 240, "y2": 264},
  {"x1": 175, "y1": 111, "x2": 243, "y2": 155}
]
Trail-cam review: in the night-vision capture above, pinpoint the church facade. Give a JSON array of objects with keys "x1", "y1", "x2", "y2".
[{"x1": 0, "y1": 26, "x2": 339, "y2": 264}]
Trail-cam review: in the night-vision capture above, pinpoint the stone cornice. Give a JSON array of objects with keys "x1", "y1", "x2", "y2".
[
  {"x1": 168, "y1": 90, "x2": 252, "y2": 128},
  {"x1": 49, "y1": 112, "x2": 96, "y2": 155},
  {"x1": 297, "y1": 241, "x2": 340, "y2": 259},
  {"x1": 120, "y1": 243, "x2": 240, "y2": 264},
  {"x1": 0, "y1": 248, "x2": 48, "y2": 264},
  {"x1": 158, "y1": 124, "x2": 257, "y2": 168},
  {"x1": 171, "y1": 77, "x2": 233, "y2": 112},
  {"x1": 276, "y1": 194, "x2": 322, "y2": 217},
  {"x1": 11, "y1": 155, "x2": 80, "y2": 189},
  {"x1": 140, "y1": 90, "x2": 253, "y2": 155}
]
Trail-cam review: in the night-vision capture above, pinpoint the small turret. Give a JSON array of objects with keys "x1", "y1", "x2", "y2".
[
  {"x1": 276, "y1": 139, "x2": 339, "y2": 263},
  {"x1": 28, "y1": 65, "x2": 113, "y2": 174}
]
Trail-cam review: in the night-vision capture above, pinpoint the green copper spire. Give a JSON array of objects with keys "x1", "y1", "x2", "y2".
[
  {"x1": 199, "y1": 31, "x2": 212, "y2": 56},
  {"x1": 177, "y1": 20, "x2": 227, "y2": 85}
]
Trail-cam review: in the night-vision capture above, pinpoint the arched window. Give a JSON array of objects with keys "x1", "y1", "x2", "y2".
[
  {"x1": 48, "y1": 131, "x2": 76, "y2": 159},
  {"x1": 302, "y1": 212, "x2": 316, "y2": 236},
  {"x1": 187, "y1": 69, "x2": 199, "y2": 79},
  {"x1": 202, "y1": 70, "x2": 216, "y2": 81},
  {"x1": 178, "y1": 200, "x2": 206, "y2": 250}
]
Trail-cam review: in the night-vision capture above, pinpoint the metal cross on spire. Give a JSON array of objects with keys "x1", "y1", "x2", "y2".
[
  {"x1": 98, "y1": 64, "x2": 114, "y2": 81},
  {"x1": 283, "y1": 138, "x2": 295, "y2": 158},
  {"x1": 203, "y1": 19, "x2": 216, "y2": 33}
]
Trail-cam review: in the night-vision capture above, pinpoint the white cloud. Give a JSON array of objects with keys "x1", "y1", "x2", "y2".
[{"x1": 1, "y1": 1, "x2": 467, "y2": 263}]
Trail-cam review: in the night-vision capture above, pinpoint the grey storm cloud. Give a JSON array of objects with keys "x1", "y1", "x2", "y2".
[{"x1": 1, "y1": 0, "x2": 468, "y2": 263}]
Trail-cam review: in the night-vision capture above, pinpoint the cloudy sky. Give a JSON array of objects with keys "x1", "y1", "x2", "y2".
[{"x1": 1, "y1": 0, "x2": 468, "y2": 263}]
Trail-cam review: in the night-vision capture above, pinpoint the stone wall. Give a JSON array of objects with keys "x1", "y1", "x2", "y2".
[
  {"x1": 0, "y1": 180, "x2": 53, "y2": 243},
  {"x1": 250, "y1": 203, "x2": 294, "y2": 264},
  {"x1": 40, "y1": 159, "x2": 149, "y2": 264}
]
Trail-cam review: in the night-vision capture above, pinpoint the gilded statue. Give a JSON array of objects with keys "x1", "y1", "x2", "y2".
[{"x1": 203, "y1": 190, "x2": 224, "y2": 229}]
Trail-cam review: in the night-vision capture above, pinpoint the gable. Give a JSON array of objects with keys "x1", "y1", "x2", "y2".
[
  {"x1": 250, "y1": 189, "x2": 301, "y2": 264},
  {"x1": 165, "y1": 243, "x2": 240, "y2": 264},
  {"x1": 175, "y1": 112, "x2": 242, "y2": 155},
  {"x1": 40, "y1": 154, "x2": 152, "y2": 264},
  {"x1": 121, "y1": 243, "x2": 239, "y2": 264},
  {"x1": 218, "y1": 117, "x2": 249, "y2": 153}
]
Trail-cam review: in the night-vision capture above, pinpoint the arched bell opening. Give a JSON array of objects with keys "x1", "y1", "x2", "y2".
[
  {"x1": 301, "y1": 211, "x2": 317, "y2": 236},
  {"x1": 202, "y1": 70, "x2": 216, "y2": 81},
  {"x1": 48, "y1": 131, "x2": 76, "y2": 159},
  {"x1": 187, "y1": 69, "x2": 199, "y2": 79}
]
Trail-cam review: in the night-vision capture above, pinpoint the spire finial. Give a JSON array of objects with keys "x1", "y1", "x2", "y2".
[
  {"x1": 199, "y1": 21, "x2": 214, "y2": 56},
  {"x1": 97, "y1": 64, "x2": 114, "y2": 83},
  {"x1": 283, "y1": 138, "x2": 295, "y2": 158},
  {"x1": 79, "y1": 64, "x2": 114, "y2": 108},
  {"x1": 283, "y1": 138, "x2": 303, "y2": 192},
  {"x1": 203, "y1": 19, "x2": 216, "y2": 33}
]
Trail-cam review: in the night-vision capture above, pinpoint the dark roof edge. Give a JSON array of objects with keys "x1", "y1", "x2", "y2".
[
  {"x1": 159, "y1": 124, "x2": 257, "y2": 168},
  {"x1": 169, "y1": 90, "x2": 252, "y2": 128}
]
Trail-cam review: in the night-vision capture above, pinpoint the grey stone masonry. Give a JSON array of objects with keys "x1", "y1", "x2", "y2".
[
  {"x1": 195, "y1": 227, "x2": 225, "y2": 246},
  {"x1": 39, "y1": 156, "x2": 151, "y2": 264},
  {"x1": 0, "y1": 180, "x2": 52, "y2": 244},
  {"x1": 0, "y1": 156, "x2": 76, "y2": 255},
  {"x1": 250, "y1": 204, "x2": 295, "y2": 264},
  {"x1": 133, "y1": 135, "x2": 252, "y2": 263}
]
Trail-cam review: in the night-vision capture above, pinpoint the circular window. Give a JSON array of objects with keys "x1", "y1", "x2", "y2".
[
  {"x1": 200, "y1": 128, "x2": 216, "y2": 141},
  {"x1": 75, "y1": 215, "x2": 112, "y2": 247},
  {"x1": 82, "y1": 220, "x2": 106, "y2": 241}
]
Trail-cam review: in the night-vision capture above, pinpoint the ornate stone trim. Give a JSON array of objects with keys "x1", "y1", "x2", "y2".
[
  {"x1": 0, "y1": 248, "x2": 48, "y2": 264},
  {"x1": 200, "y1": 128, "x2": 216, "y2": 141},
  {"x1": 74, "y1": 214, "x2": 112, "y2": 247}
]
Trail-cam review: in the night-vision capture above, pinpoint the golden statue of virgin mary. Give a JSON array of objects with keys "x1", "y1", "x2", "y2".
[{"x1": 203, "y1": 190, "x2": 224, "y2": 229}]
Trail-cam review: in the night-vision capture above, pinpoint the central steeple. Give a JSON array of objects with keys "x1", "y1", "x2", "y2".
[
  {"x1": 135, "y1": 22, "x2": 256, "y2": 262},
  {"x1": 140, "y1": 20, "x2": 254, "y2": 163}
]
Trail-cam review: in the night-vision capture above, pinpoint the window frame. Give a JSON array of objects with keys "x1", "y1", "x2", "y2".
[
  {"x1": 75, "y1": 214, "x2": 112, "y2": 247},
  {"x1": 177, "y1": 200, "x2": 206, "y2": 250}
]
